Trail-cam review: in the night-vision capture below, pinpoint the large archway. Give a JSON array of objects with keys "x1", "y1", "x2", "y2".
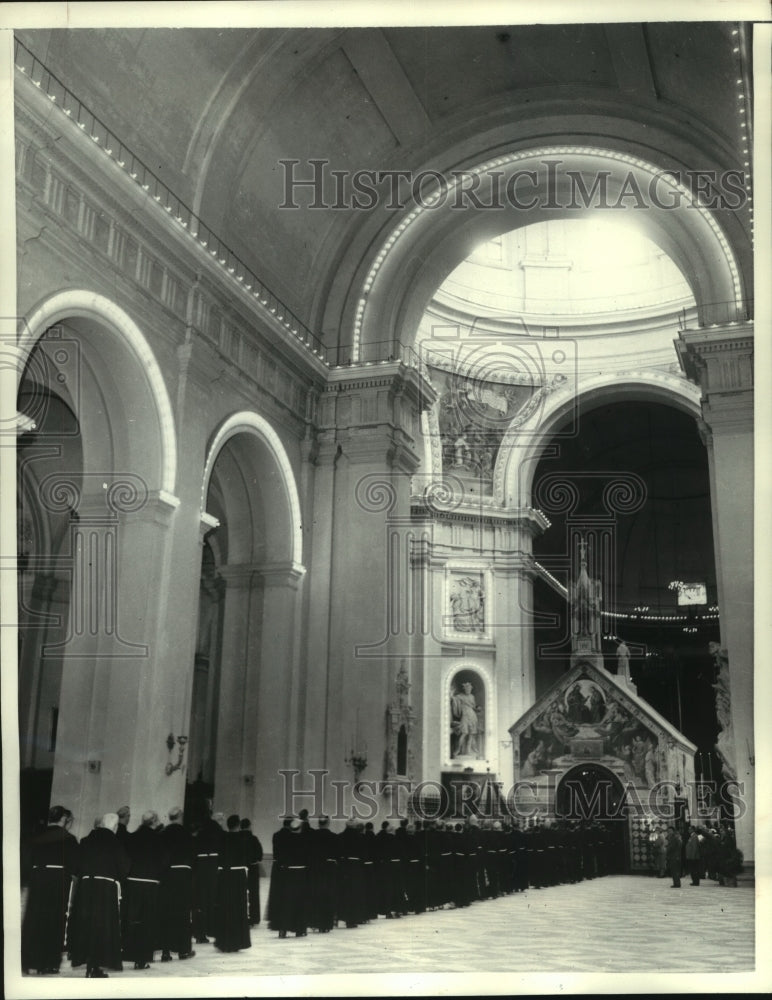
[
  {"x1": 16, "y1": 299, "x2": 177, "y2": 837},
  {"x1": 192, "y1": 415, "x2": 305, "y2": 845},
  {"x1": 336, "y1": 147, "x2": 749, "y2": 361},
  {"x1": 529, "y1": 398, "x2": 721, "y2": 775}
]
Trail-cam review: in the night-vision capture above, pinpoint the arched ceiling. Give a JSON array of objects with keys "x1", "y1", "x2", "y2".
[{"x1": 18, "y1": 22, "x2": 753, "y2": 339}]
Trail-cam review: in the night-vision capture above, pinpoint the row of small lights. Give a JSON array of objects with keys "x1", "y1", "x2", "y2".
[
  {"x1": 532, "y1": 509, "x2": 553, "y2": 529},
  {"x1": 601, "y1": 610, "x2": 719, "y2": 623},
  {"x1": 532, "y1": 566, "x2": 720, "y2": 624},
  {"x1": 732, "y1": 27, "x2": 753, "y2": 244},
  {"x1": 533, "y1": 560, "x2": 564, "y2": 593},
  {"x1": 17, "y1": 48, "x2": 333, "y2": 368},
  {"x1": 353, "y1": 144, "x2": 746, "y2": 355}
]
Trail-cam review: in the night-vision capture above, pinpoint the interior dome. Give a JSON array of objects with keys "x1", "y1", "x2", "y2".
[{"x1": 436, "y1": 218, "x2": 695, "y2": 321}]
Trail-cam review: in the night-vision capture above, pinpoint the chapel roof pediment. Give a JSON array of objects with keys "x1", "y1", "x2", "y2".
[{"x1": 508, "y1": 659, "x2": 696, "y2": 755}]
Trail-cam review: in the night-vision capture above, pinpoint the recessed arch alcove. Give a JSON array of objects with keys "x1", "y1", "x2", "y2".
[{"x1": 189, "y1": 412, "x2": 305, "y2": 824}]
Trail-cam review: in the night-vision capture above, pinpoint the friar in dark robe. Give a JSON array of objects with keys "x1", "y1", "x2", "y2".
[
  {"x1": 335, "y1": 819, "x2": 367, "y2": 928},
  {"x1": 21, "y1": 805, "x2": 79, "y2": 975},
  {"x1": 239, "y1": 817, "x2": 263, "y2": 927},
  {"x1": 158, "y1": 806, "x2": 196, "y2": 962},
  {"x1": 192, "y1": 807, "x2": 224, "y2": 943},
  {"x1": 68, "y1": 812, "x2": 129, "y2": 978},
  {"x1": 308, "y1": 815, "x2": 339, "y2": 932},
  {"x1": 266, "y1": 817, "x2": 293, "y2": 931},
  {"x1": 269, "y1": 818, "x2": 312, "y2": 937},
  {"x1": 213, "y1": 814, "x2": 252, "y2": 953},
  {"x1": 122, "y1": 810, "x2": 169, "y2": 969}
]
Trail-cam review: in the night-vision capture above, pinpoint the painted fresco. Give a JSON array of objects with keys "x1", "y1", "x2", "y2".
[{"x1": 518, "y1": 672, "x2": 660, "y2": 786}]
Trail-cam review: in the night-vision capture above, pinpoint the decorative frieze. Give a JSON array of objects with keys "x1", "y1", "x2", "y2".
[{"x1": 15, "y1": 106, "x2": 319, "y2": 432}]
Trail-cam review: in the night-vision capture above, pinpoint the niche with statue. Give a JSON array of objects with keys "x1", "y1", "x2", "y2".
[{"x1": 449, "y1": 668, "x2": 486, "y2": 760}]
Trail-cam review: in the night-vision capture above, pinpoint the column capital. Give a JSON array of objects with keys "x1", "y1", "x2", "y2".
[
  {"x1": 218, "y1": 561, "x2": 306, "y2": 590},
  {"x1": 37, "y1": 474, "x2": 179, "y2": 527},
  {"x1": 124, "y1": 490, "x2": 181, "y2": 529},
  {"x1": 316, "y1": 361, "x2": 436, "y2": 472},
  {"x1": 199, "y1": 510, "x2": 220, "y2": 544},
  {"x1": 676, "y1": 323, "x2": 753, "y2": 384},
  {"x1": 676, "y1": 323, "x2": 753, "y2": 435},
  {"x1": 218, "y1": 563, "x2": 265, "y2": 588},
  {"x1": 259, "y1": 561, "x2": 307, "y2": 590}
]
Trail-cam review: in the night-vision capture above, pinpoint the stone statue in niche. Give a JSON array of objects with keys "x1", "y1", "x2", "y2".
[
  {"x1": 449, "y1": 576, "x2": 485, "y2": 633},
  {"x1": 450, "y1": 681, "x2": 483, "y2": 758}
]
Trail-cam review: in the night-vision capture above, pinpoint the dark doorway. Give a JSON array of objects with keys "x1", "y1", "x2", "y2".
[{"x1": 556, "y1": 763, "x2": 629, "y2": 873}]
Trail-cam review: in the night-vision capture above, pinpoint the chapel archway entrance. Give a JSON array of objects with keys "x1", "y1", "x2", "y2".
[{"x1": 556, "y1": 763, "x2": 629, "y2": 873}]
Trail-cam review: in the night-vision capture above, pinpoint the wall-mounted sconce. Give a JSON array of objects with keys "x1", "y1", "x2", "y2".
[
  {"x1": 165, "y1": 733, "x2": 188, "y2": 776},
  {"x1": 345, "y1": 744, "x2": 368, "y2": 784}
]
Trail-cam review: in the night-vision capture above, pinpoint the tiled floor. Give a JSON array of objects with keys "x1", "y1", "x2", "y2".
[{"x1": 14, "y1": 876, "x2": 757, "y2": 996}]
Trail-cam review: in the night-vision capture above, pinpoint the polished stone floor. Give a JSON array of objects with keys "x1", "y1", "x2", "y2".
[{"x1": 15, "y1": 875, "x2": 759, "y2": 996}]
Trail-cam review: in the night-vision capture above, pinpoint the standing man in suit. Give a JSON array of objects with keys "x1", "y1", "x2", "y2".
[
  {"x1": 685, "y1": 828, "x2": 703, "y2": 886},
  {"x1": 666, "y1": 826, "x2": 683, "y2": 888}
]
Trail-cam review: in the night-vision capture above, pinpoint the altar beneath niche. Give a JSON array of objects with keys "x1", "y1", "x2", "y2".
[{"x1": 440, "y1": 770, "x2": 503, "y2": 818}]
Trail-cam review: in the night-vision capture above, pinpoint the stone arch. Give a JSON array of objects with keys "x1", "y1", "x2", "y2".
[
  {"x1": 499, "y1": 371, "x2": 702, "y2": 509},
  {"x1": 339, "y1": 147, "x2": 747, "y2": 360},
  {"x1": 192, "y1": 412, "x2": 305, "y2": 833},
  {"x1": 201, "y1": 411, "x2": 303, "y2": 567},
  {"x1": 19, "y1": 290, "x2": 176, "y2": 495}
]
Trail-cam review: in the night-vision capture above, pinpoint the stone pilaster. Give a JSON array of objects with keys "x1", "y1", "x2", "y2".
[
  {"x1": 676, "y1": 322, "x2": 754, "y2": 866},
  {"x1": 48, "y1": 484, "x2": 182, "y2": 838},
  {"x1": 304, "y1": 362, "x2": 435, "y2": 816}
]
